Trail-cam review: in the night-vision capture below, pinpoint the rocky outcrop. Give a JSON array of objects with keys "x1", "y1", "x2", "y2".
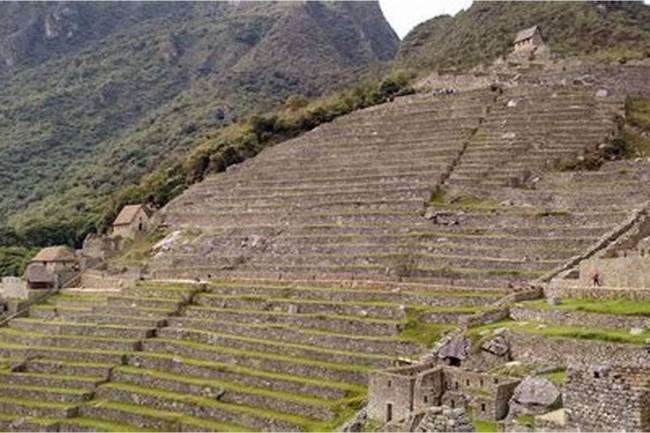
[
  {"x1": 508, "y1": 376, "x2": 561, "y2": 418},
  {"x1": 411, "y1": 406, "x2": 475, "y2": 432}
]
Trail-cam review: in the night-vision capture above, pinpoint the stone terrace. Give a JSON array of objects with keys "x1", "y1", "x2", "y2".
[
  {"x1": 153, "y1": 84, "x2": 642, "y2": 290},
  {"x1": 0, "y1": 280, "x2": 507, "y2": 431}
]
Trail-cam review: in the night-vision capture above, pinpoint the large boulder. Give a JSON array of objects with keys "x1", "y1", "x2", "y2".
[
  {"x1": 436, "y1": 335, "x2": 471, "y2": 364},
  {"x1": 508, "y1": 376, "x2": 562, "y2": 418},
  {"x1": 412, "y1": 406, "x2": 475, "y2": 432}
]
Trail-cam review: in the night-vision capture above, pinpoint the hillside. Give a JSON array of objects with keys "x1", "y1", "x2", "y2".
[
  {"x1": 397, "y1": 1, "x2": 650, "y2": 71},
  {"x1": 0, "y1": 1, "x2": 398, "y2": 244}
]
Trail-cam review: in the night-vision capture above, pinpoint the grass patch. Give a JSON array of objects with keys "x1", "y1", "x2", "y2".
[
  {"x1": 474, "y1": 419, "x2": 498, "y2": 432},
  {"x1": 110, "y1": 228, "x2": 168, "y2": 266},
  {"x1": 132, "y1": 351, "x2": 365, "y2": 395},
  {"x1": 400, "y1": 308, "x2": 456, "y2": 347},
  {"x1": 517, "y1": 414, "x2": 535, "y2": 428},
  {"x1": 466, "y1": 319, "x2": 650, "y2": 345},
  {"x1": 101, "y1": 381, "x2": 330, "y2": 431},
  {"x1": 541, "y1": 369, "x2": 566, "y2": 385},
  {"x1": 523, "y1": 297, "x2": 650, "y2": 317}
]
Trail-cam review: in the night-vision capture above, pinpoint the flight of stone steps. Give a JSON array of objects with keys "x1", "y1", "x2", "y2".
[
  {"x1": 0, "y1": 281, "x2": 506, "y2": 431},
  {"x1": 152, "y1": 84, "x2": 647, "y2": 289}
]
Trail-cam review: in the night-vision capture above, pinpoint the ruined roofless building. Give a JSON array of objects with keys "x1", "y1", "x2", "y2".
[
  {"x1": 513, "y1": 25, "x2": 545, "y2": 52},
  {"x1": 367, "y1": 362, "x2": 520, "y2": 424}
]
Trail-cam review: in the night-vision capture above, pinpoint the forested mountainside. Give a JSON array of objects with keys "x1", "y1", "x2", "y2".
[
  {"x1": 0, "y1": 1, "x2": 398, "y2": 243},
  {"x1": 397, "y1": 1, "x2": 650, "y2": 71}
]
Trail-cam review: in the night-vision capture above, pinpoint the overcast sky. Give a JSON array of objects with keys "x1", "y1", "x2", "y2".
[
  {"x1": 379, "y1": 0, "x2": 471, "y2": 39},
  {"x1": 379, "y1": 0, "x2": 650, "y2": 39}
]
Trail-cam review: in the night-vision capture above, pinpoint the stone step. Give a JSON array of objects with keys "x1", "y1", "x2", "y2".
[
  {"x1": 111, "y1": 366, "x2": 335, "y2": 422},
  {"x1": 181, "y1": 305, "x2": 402, "y2": 337},
  {"x1": 193, "y1": 292, "x2": 407, "y2": 320},
  {"x1": 141, "y1": 338, "x2": 368, "y2": 385},
  {"x1": 0, "y1": 370, "x2": 104, "y2": 390},
  {"x1": 9, "y1": 319, "x2": 155, "y2": 339},
  {"x1": 167, "y1": 316, "x2": 421, "y2": 357},
  {"x1": 204, "y1": 282, "x2": 503, "y2": 303},
  {"x1": 0, "y1": 396, "x2": 78, "y2": 419},
  {"x1": 106, "y1": 295, "x2": 181, "y2": 311},
  {"x1": 23, "y1": 359, "x2": 114, "y2": 378},
  {"x1": 0, "y1": 342, "x2": 128, "y2": 365},
  {"x1": 93, "y1": 383, "x2": 311, "y2": 432},
  {"x1": 125, "y1": 352, "x2": 352, "y2": 401},
  {"x1": 157, "y1": 326, "x2": 393, "y2": 369},
  {"x1": 0, "y1": 384, "x2": 93, "y2": 404},
  {"x1": 0, "y1": 328, "x2": 141, "y2": 352}
]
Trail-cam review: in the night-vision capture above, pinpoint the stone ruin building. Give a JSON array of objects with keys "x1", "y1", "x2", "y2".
[{"x1": 367, "y1": 362, "x2": 520, "y2": 425}]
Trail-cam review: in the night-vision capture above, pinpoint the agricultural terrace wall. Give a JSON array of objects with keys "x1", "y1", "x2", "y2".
[
  {"x1": 510, "y1": 305, "x2": 649, "y2": 332},
  {"x1": 509, "y1": 333, "x2": 649, "y2": 366}
]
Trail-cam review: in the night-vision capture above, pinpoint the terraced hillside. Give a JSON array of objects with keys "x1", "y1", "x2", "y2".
[
  {"x1": 0, "y1": 281, "x2": 506, "y2": 431},
  {"x1": 1, "y1": 83, "x2": 650, "y2": 431},
  {"x1": 154, "y1": 84, "x2": 647, "y2": 288}
]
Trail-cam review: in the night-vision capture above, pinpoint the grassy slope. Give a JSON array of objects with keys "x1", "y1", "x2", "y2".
[
  {"x1": 0, "y1": 2, "x2": 398, "y2": 246},
  {"x1": 397, "y1": 1, "x2": 650, "y2": 72}
]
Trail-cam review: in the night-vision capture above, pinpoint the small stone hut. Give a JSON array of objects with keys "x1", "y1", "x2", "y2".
[
  {"x1": 513, "y1": 25, "x2": 544, "y2": 52},
  {"x1": 367, "y1": 362, "x2": 520, "y2": 424},
  {"x1": 112, "y1": 204, "x2": 153, "y2": 240},
  {"x1": 23, "y1": 263, "x2": 56, "y2": 290},
  {"x1": 30, "y1": 246, "x2": 77, "y2": 274}
]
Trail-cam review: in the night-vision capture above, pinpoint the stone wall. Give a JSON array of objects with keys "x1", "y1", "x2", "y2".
[
  {"x1": 544, "y1": 284, "x2": 650, "y2": 301},
  {"x1": 367, "y1": 363, "x2": 519, "y2": 423},
  {"x1": 579, "y1": 255, "x2": 650, "y2": 288},
  {"x1": 564, "y1": 363, "x2": 649, "y2": 432},
  {"x1": 367, "y1": 363, "x2": 442, "y2": 423},
  {"x1": 0, "y1": 277, "x2": 28, "y2": 300},
  {"x1": 509, "y1": 332, "x2": 649, "y2": 366},
  {"x1": 510, "y1": 305, "x2": 648, "y2": 332}
]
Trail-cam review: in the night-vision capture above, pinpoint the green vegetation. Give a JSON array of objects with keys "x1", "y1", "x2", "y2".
[
  {"x1": 429, "y1": 188, "x2": 500, "y2": 210},
  {"x1": 400, "y1": 308, "x2": 457, "y2": 347},
  {"x1": 466, "y1": 319, "x2": 650, "y2": 345},
  {"x1": 397, "y1": 2, "x2": 650, "y2": 71},
  {"x1": 0, "y1": 2, "x2": 402, "y2": 267},
  {"x1": 0, "y1": 68, "x2": 414, "y2": 277},
  {"x1": 0, "y1": 246, "x2": 37, "y2": 277},
  {"x1": 523, "y1": 297, "x2": 650, "y2": 317},
  {"x1": 541, "y1": 369, "x2": 567, "y2": 385},
  {"x1": 517, "y1": 414, "x2": 536, "y2": 428},
  {"x1": 109, "y1": 229, "x2": 168, "y2": 266},
  {"x1": 474, "y1": 419, "x2": 498, "y2": 432},
  {"x1": 620, "y1": 97, "x2": 650, "y2": 158}
]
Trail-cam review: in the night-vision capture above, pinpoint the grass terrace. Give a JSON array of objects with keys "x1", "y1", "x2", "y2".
[
  {"x1": 465, "y1": 319, "x2": 650, "y2": 345},
  {"x1": 522, "y1": 297, "x2": 650, "y2": 317}
]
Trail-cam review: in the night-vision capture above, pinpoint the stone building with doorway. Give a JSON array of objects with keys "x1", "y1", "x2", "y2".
[
  {"x1": 367, "y1": 362, "x2": 520, "y2": 424},
  {"x1": 112, "y1": 204, "x2": 153, "y2": 240}
]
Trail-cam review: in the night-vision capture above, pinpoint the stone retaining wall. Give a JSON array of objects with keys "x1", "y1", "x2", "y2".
[
  {"x1": 509, "y1": 332, "x2": 648, "y2": 366},
  {"x1": 510, "y1": 305, "x2": 648, "y2": 331},
  {"x1": 544, "y1": 285, "x2": 650, "y2": 300}
]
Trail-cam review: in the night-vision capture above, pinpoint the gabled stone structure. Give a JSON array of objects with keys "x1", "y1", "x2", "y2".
[
  {"x1": 513, "y1": 25, "x2": 544, "y2": 52},
  {"x1": 367, "y1": 362, "x2": 520, "y2": 424},
  {"x1": 112, "y1": 204, "x2": 153, "y2": 240}
]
